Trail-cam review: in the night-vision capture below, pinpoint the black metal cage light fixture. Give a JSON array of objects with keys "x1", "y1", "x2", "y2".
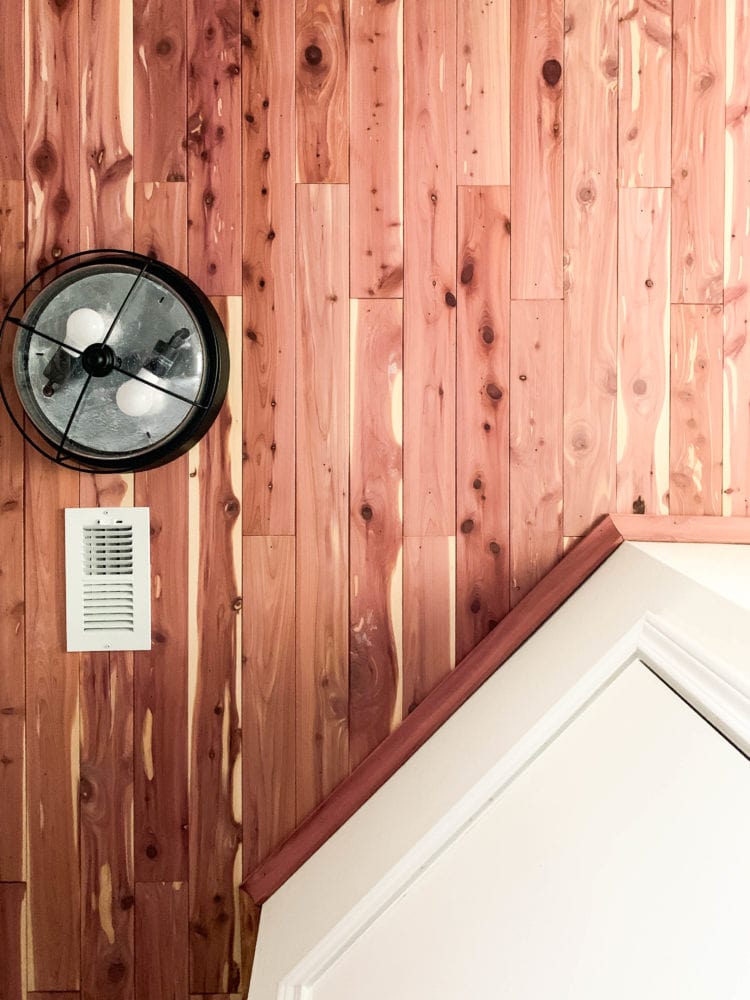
[{"x1": 0, "y1": 250, "x2": 229, "y2": 472}]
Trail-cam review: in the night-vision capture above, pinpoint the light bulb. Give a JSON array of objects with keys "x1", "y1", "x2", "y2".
[
  {"x1": 64, "y1": 308, "x2": 106, "y2": 353},
  {"x1": 115, "y1": 369, "x2": 166, "y2": 417}
]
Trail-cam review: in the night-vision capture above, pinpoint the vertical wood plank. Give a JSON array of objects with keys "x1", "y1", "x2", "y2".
[
  {"x1": 617, "y1": 188, "x2": 671, "y2": 516},
  {"x1": 562, "y1": 0, "x2": 618, "y2": 536},
  {"x1": 187, "y1": 0, "x2": 242, "y2": 297},
  {"x1": 241, "y1": 0, "x2": 296, "y2": 536},
  {"x1": 242, "y1": 536, "x2": 296, "y2": 870},
  {"x1": 25, "y1": 0, "x2": 80, "y2": 274},
  {"x1": 510, "y1": 0, "x2": 563, "y2": 300},
  {"x1": 0, "y1": 181, "x2": 25, "y2": 884},
  {"x1": 403, "y1": 0, "x2": 457, "y2": 536},
  {"x1": 457, "y1": 0, "x2": 510, "y2": 185},
  {"x1": 25, "y1": 456, "x2": 80, "y2": 991},
  {"x1": 79, "y1": 651, "x2": 134, "y2": 1000},
  {"x1": 349, "y1": 0, "x2": 403, "y2": 298},
  {"x1": 134, "y1": 882, "x2": 188, "y2": 1000},
  {"x1": 295, "y1": 184, "x2": 349, "y2": 821},
  {"x1": 133, "y1": 183, "x2": 188, "y2": 270},
  {"x1": 618, "y1": 0, "x2": 672, "y2": 187},
  {"x1": 402, "y1": 537, "x2": 455, "y2": 714},
  {"x1": 0, "y1": 882, "x2": 26, "y2": 1000},
  {"x1": 724, "y1": 0, "x2": 750, "y2": 514},
  {"x1": 456, "y1": 186, "x2": 510, "y2": 660},
  {"x1": 188, "y1": 297, "x2": 242, "y2": 993},
  {"x1": 295, "y1": 0, "x2": 349, "y2": 183},
  {"x1": 510, "y1": 301, "x2": 563, "y2": 605},
  {"x1": 671, "y1": 0, "x2": 725, "y2": 304},
  {"x1": 0, "y1": 0, "x2": 23, "y2": 182},
  {"x1": 349, "y1": 299, "x2": 403, "y2": 769},
  {"x1": 80, "y1": 0, "x2": 133, "y2": 251},
  {"x1": 133, "y1": 0, "x2": 187, "y2": 183},
  {"x1": 670, "y1": 304, "x2": 724, "y2": 514}
]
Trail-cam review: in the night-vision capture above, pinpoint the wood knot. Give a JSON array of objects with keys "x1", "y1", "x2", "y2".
[
  {"x1": 305, "y1": 44, "x2": 323, "y2": 66},
  {"x1": 577, "y1": 183, "x2": 595, "y2": 205},
  {"x1": 361, "y1": 504, "x2": 373, "y2": 521},
  {"x1": 542, "y1": 59, "x2": 562, "y2": 86},
  {"x1": 645, "y1": 278, "x2": 654, "y2": 288},
  {"x1": 481, "y1": 325, "x2": 494, "y2": 344},
  {"x1": 460, "y1": 518, "x2": 475, "y2": 533},
  {"x1": 489, "y1": 541, "x2": 501, "y2": 555},
  {"x1": 460, "y1": 260, "x2": 474, "y2": 285},
  {"x1": 470, "y1": 598, "x2": 481, "y2": 614},
  {"x1": 204, "y1": 190, "x2": 215, "y2": 208},
  {"x1": 155, "y1": 37, "x2": 172, "y2": 56},
  {"x1": 486, "y1": 382, "x2": 502, "y2": 401},
  {"x1": 633, "y1": 378, "x2": 647, "y2": 396},
  {"x1": 224, "y1": 498, "x2": 240, "y2": 516},
  {"x1": 108, "y1": 962, "x2": 126, "y2": 984},
  {"x1": 632, "y1": 496, "x2": 646, "y2": 515},
  {"x1": 146, "y1": 844, "x2": 158, "y2": 859},
  {"x1": 120, "y1": 895, "x2": 135, "y2": 910},
  {"x1": 445, "y1": 291, "x2": 457, "y2": 307},
  {"x1": 33, "y1": 140, "x2": 57, "y2": 177},
  {"x1": 232, "y1": 596, "x2": 243, "y2": 612},
  {"x1": 473, "y1": 478, "x2": 482, "y2": 490},
  {"x1": 699, "y1": 73, "x2": 714, "y2": 91}
]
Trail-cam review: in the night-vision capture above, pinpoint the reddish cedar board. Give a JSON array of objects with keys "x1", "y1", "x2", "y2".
[
  {"x1": 616, "y1": 188, "x2": 671, "y2": 516},
  {"x1": 670, "y1": 305, "x2": 724, "y2": 515},
  {"x1": 187, "y1": 0, "x2": 242, "y2": 296},
  {"x1": 724, "y1": 0, "x2": 750, "y2": 515},
  {"x1": 349, "y1": 299, "x2": 403, "y2": 768},
  {"x1": 0, "y1": 0, "x2": 23, "y2": 181},
  {"x1": 618, "y1": 0, "x2": 672, "y2": 187},
  {"x1": 243, "y1": 517, "x2": 624, "y2": 904},
  {"x1": 0, "y1": 180, "x2": 25, "y2": 883},
  {"x1": 295, "y1": 184, "x2": 350, "y2": 822},
  {"x1": 456, "y1": 186, "x2": 511, "y2": 660},
  {"x1": 562, "y1": 0, "x2": 618, "y2": 537},
  {"x1": 457, "y1": 0, "x2": 510, "y2": 185},
  {"x1": 510, "y1": 0, "x2": 563, "y2": 299},
  {"x1": 403, "y1": 0, "x2": 457, "y2": 536},
  {"x1": 134, "y1": 882, "x2": 188, "y2": 1000},
  {"x1": 79, "y1": 650, "x2": 135, "y2": 1000},
  {"x1": 242, "y1": 536, "x2": 297, "y2": 870},
  {"x1": 242, "y1": 0, "x2": 296, "y2": 536},
  {"x1": 133, "y1": 182, "x2": 189, "y2": 271},
  {"x1": 509, "y1": 301, "x2": 564, "y2": 605},
  {"x1": 610, "y1": 515, "x2": 750, "y2": 542},
  {"x1": 295, "y1": 0, "x2": 349, "y2": 183},
  {"x1": 349, "y1": 0, "x2": 403, "y2": 298},
  {"x1": 0, "y1": 882, "x2": 25, "y2": 1000},
  {"x1": 671, "y1": 0, "x2": 724, "y2": 304},
  {"x1": 133, "y1": 0, "x2": 188, "y2": 182},
  {"x1": 403, "y1": 537, "x2": 455, "y2": 714}
]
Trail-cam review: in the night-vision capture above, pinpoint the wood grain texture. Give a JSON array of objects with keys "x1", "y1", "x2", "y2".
[
  {"x1": 617, "y1": 188, "x2": 671, "y2": 516},
  {"x1": 25, "y1": 0, "x2": 79, "y2": 274},
  {"x1": 456, "y1": 186, "x2": 510, "y2": 660},
  {"x1": 133, "y1": 0, "x2": 188, "y2": 182},
  {"x1": 29, "y1": 995, "x2": 79, "y2": 999},
  {"x1": 241, "y1": 0, "x2": 296, "y2": 536},
  {"x1": 134, "y1": 459, "x2": 189, "y2": 881},
  {"x1": 562, "y1": 0, "x2": 617, "y2": 536},
  {"x1": 80, "y1": 0, "x2": 134, "y2": 251},
  {"x1": 134, "y1": 882, "x2": 188, "y2": 1000},
  {"x1": 187, "y1": 0, "x2": 242, "y2": 296},
  {"x1": 25, "y1": 455, "x2": 79, "y2": 992},
  {"x1": 510, "y1": 301, "x2": 564, "y2": 606},
  {"x1": 403, "y1": 536, "x2": 455, "y2": 714},
  {"x1": 0, "y1": 882, "x2": 26, "y2": 1000},
  {"x1": 0, "y1": 0, "x2": 23, "y2": 181},
  {"x1": 0, "y1": 183, "x2": 25, "y2": 884},
  {"x1": 80, "y1": 651, "x2": 134, "y2": 1000},
  {"x1": 510, "y1": 0, "x2": 563, "y2": 299},
  {"x1": 670, "y1": 305, "x2": 724, "y2": 514},
  {"x1": 349, "y1": 299, "x2": 403, "y2": 769},
  {"x1": 188, "y1": 297, "x2": 243, "y2": 994},
  {"x1": 243, "y1": 516, "x2": 624, "y2": 904},
  {"x1": 611, "y1": 514, "x2": 750, "y2": 542},
  {"x1": 349, "y1": 0, "x2": 403, "y2": 297},
  {"x1": 724, "y1": 0, "x2": 750, "y2": 514},
  {"x1": 295, "y1": 184, "x2": 349, "y2": 821},
  {"x1": 295, "y1": 0, "x2": 349, "y2": 182},
  {"x1": 671, "y1": 0, "x2": 725, "y2": 304},
  {"x1": 458, "y1": 0, "x2": 510, "y2": 185},
  {"x1": 618, "y1": 0, "x2": 672, "y2": 187},
  {"x1": 403, "y1": 0, "x2": 457, "y2": 536},
  {"x1": 242, "y1": 536, "x2": 296, "y2": 871},
  {"x1": 134, "y1": 183, "x2": 188, "y2": 270}
]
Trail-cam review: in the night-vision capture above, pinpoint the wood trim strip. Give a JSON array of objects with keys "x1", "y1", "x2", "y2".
[
  {"x1": 242, "y1": 514, "x2": 624, "y2": 904},
  {"x1": 611, "y1": 515, "x2": 750, "y2": 543}
]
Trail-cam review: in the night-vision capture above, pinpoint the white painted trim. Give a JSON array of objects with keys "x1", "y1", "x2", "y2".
[{"x1": 271, "y1": 615, "x2": 750, "y2": 1000}]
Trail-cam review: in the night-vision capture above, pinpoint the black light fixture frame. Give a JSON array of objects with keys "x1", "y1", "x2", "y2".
[{"x1": 0, "y1": 249, "x2": 229, "y2": 473}]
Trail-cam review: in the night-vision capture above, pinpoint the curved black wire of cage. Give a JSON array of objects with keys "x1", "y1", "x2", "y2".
[{"x1": 0, "y1": 249, "x2": 229, "y2": 473}]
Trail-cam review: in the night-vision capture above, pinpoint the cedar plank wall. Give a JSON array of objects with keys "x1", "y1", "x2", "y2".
[{"x1": 0, "y1": 0, "x2": 747, "y2": 993}]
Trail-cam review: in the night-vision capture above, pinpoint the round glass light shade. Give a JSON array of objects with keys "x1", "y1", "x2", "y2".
[{"x1": 0, "y1": 251, "x2": 229, "y2": 472}]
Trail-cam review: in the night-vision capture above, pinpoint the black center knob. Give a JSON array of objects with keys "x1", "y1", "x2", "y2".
[{"x1": 81, "y1": 342, "x2": 116, "y2": 378}]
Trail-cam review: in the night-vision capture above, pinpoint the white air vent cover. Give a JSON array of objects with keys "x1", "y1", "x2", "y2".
[{"x1": 65, "y1": 507, "x2": 151, "y2": 652}]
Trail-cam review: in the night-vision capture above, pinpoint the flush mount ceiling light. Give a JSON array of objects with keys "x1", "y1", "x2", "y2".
[{"x1": 0, "y1": 250, "x2": 229, "y2": 472}]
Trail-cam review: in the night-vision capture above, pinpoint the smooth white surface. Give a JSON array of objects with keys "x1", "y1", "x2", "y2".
[
  {"x1": 633, "y1": 542, "x2": 750, "y2": 610},
  {"x1": 313, "y1": 662, "x2": 750, "y2": 1000},
  {"x1": 248, "y1": 543, "x2": 750, "y2": 1000}
]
